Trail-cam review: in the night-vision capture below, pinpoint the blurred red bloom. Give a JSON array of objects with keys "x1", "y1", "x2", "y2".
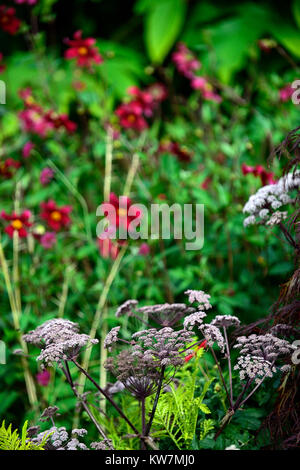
[
  {"x1": 22, "y1": 141, "x2": 35, "y2": 158},
  {"x1": 45, "y1": 111, "x2": 77, "y2": 133},
  {"x1": 98, "y1": 237, "x2": 119, "y2": 260},
  {"x1": 103, "y1": 192, "x2": 142, "y2": 230},
  {"x1": 64, "y1": 30, "x2": 103, "y2": 68},
  {"x1": 36, "y1": 370, "x2": 51, "y2": 387},
  {"x1": 1, "y1": 210, "x2": 32, "y2": 238},
  {"x1": 0, "y1": 6, "x2": 21, "y2": 35},
  {"x1": 40, "y1": 232, "x2": 57, "y2": 249},
  {"x1": 241, "y1": 163, "x2": 276, "y2": 186},
  {"x1": 279, "y1": 84, "x2": 293, "y2": 102},
  {"x1": 15, "y1": 0, "x2": 37, "y2": 4},
  {"x1": 172, "y1": 43, "x2": 201, "y2": 79},
  {"x1": 159, "y1": 140, "x2": 192, "y2": 163},
  {"x1": 201, "y1": 177, "x2": 212, "y2": 190},
  {"x1": 0, "y1": 158, "x2": 21, "y2": 178},
  {"x1": 19, "y1": 106, "x2": 54, "y2": 137},
  {"x1": 40, "y1": 200, "x2": 72, "y2": 231},
  {"x1": 0, "y1": 52, "x2": 5, "y2": 73},
  {"x1": 40, "y1": 167, "x2": 54, "y2": 186},
  {"x1": 115, "y1": 101, "x2": 148, "y2": 131},
  {"x1": 138, "y1": 243, "x2": 150, "y2": 256},
  {"x1": 191, "y1": 76, "x2": 222, "y2": 103},
  {"x1": 128, "y1": 86, "x2": 154, "y2": 117}
]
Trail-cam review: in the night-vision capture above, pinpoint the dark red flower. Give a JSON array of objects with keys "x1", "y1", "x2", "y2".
[
  {"x1": 115, "y1": 101, "x2": 148, "y2": 131},
  {"x1": 19, "y1": 107, "x2": 53, "y2": 137},
  {"x1": 0, "y1": 52, "x2": 5, "y2": 73},
  {"x1": 40, "y1": 200, "x2": 72, "y2": 231},
  {"x1": 0, "y1": 158, "x2": 21, "y2": 178},
  {"x1": 201, "y1": 177, "x2": 212, "y2": 190},
  {"x1": 159, "y1": 140, "x2": 192, "y2": 163},
  {"x1": 241, "y1": 163, "x2": 276, "y2": 186},
  {"x1": 103, "y1": 193, "x2": 142, "y2": 231},
  {"x1": 127, "y1": 86, "x2": 154, "y2": 117},
  {"x1": 45, "y1": 111, "x2": 77, "y2": 133},
  {"x1": 64, "y1": 30, "x2": 103, "y2": 68},
  {"x1": 1, "y1": 210, "x2": 32, "y2": 238},
  {"x1": 0, "y1": 6, "x2": 21, "y2": 35}
]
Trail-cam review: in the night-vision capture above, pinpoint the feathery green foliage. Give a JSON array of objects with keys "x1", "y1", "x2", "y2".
[
  {"x1": 0, "y1": 421, "x2": 47, "y2": 450},
  {"x1": 151, "y1": 362, "x2": 215, "y2": 449}
]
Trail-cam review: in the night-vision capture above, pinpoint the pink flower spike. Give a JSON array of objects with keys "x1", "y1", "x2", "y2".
[
  {"x1": 22, "y1": 141, "x2": 35, "y2": 158},
  {"x1": 36, "y1": 369, "x2": 51, "y2": 387},
  {"x1": 40, "y1": 167, "x2": 54, "y2": 186},
  {"x1": 40, "y1": 232, "x2": 56, "y2": 249}
]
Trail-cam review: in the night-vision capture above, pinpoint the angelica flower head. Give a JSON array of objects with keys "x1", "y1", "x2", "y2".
[
  {"x1": 23, "y1": 319, "x2": 98, "y2": 366},
  {"x1": 243, "y1": 171, "x2": 300, "y2": 227}
]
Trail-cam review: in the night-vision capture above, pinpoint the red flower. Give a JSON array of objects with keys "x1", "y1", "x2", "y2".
[
  {"x1": 103, "y1": 193, "x2": 142, "y2": 230},
  {"x1": 45, "y1": 111, "x2": 77, "y2": 133},
  {"x1": 241, "y1": 163, "x2": 276, "y2": 186},
  {"x1": 159, "y1": 140, "x2": 192, "y2": 163},
  {"x1": 0, "y1": 158, "x2": 21, "y2": 178},
  {"x1": 1, "y1": 210, "x2": 32, "y2": 238},
  {"x1": 127, "y1": 86, "x2": 155, "y2": 117},
  {"x1": 0, "y1": 6, "x2": 21, "y2": 35},
  {"x1": 201, "y1": 177, "x2": 212, "y2": 190},
  {"x1": 64, "y1": 30, "x2": 103, "y2": 68},
  {"x1": 115, "y1": 101, "x2": 148, "y2": 131},
  {"x1": 0, "y1": 52, "x2": 5, "y2": 73},
  {"x1": 19, "y1": 106, "x2": 54, "y2": 137},
  {"x1": 40, "y1": 200, "x2": 72, "y2": 231}
]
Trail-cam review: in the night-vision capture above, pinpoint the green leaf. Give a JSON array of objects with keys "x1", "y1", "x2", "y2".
[
  {"x1": 292, "y1": 0, "x2": 300, "y2": 28},
  {"x1": 145, "y1": 0, "x2": 186, "y2": 64},
  {"x1": 199, "y1": 403, "x2": 211, "y2": 414},
  {"x1": 270, "y1": 22, "x2": 300, "y2": 58}
]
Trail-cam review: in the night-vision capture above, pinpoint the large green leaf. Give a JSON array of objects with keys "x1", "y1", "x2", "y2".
[
  {"x1": 205, "y1": 4, "x2": 272, "y2": 82},
  {"x1": 145, "y1": 0, "x2": 186, "y2": 64},
  {"x1": 270, "y1": 22, "x2": 300, "y2": 58},
  {"x1": 292, "y1": 0, "x2": 300, "y2": 28}
]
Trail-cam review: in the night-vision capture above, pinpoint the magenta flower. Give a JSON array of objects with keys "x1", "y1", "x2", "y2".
[
  {"x1": 138, "y1": 243, "x2": 150, "y2": 256},
  {"x1": 22, "y1": 141, "x2": 35, "y2": 158},
  {"x1": 64, "y1": 30, "x2": 103, "y2": 69},
  {"x1": 40, "y1": 232, "x2": 56, "y2": 249},
  {"x1": 115, "y1": 102, "x2": 148, "y2": 131},
  {"x1": 15, "y1": 0, "x2": 37, "y2": 4},
  {"x1": 279, "y1": 85, "x2": 293, "y2": 103},
  {"x1": 172, "y1": 43, "x2": 201, "y2": 79},
  {"x1": 40, "y1": 167, "x2": 54, "y2": 186},
  {"x1": 36, "y1": 369, "x2": 51, "y2": 387},
  {"x1": 1, "y1": 210, "x2": 32, "y2": 238}
]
